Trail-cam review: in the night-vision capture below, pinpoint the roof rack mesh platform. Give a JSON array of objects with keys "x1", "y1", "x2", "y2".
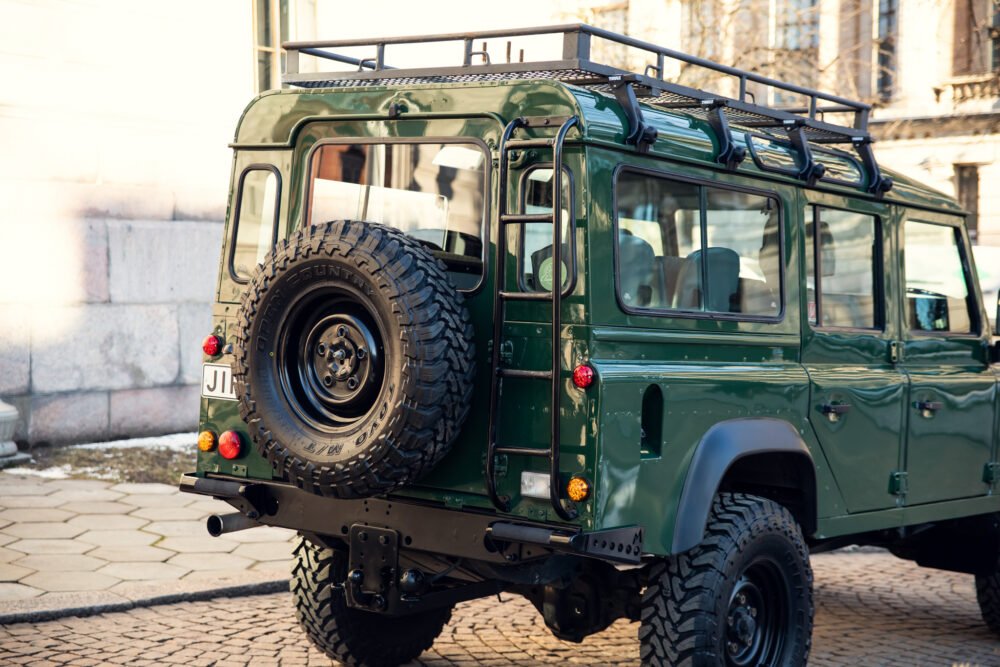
[{"x1": 281, "y1": 24, "x2": 892, "y2": 194}]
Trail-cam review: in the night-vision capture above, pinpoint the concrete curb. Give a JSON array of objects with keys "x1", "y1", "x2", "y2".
[{"x1": 0, "y1": 578, "x2": 290, "y2": 625}]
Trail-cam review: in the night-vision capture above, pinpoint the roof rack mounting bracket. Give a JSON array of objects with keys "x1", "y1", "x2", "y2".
[
  {"x1": 853, "y1": 137, "x2": 894, "y2": 196},
  {"x1": 784, "y1": 121, "x2": 826, "y2": 186},
  {"x1": 608, "y1": 74, "x2": 658, "y2": 153},
  {"x1": 703, "y1": 100, "x2": 746, "y2": 170}
]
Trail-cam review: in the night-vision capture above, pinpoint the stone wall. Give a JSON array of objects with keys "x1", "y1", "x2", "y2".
[
  {"x1": 0, "y1": 218, "x2": 222, "y2": 444},
  {"x1": 0, "y1": 0, "x2": 252, "y2": 444}
]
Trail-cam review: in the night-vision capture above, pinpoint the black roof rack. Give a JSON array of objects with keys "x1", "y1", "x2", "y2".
[{"x1": 282, "y1": 24, "x2": 892, "y2": 194}]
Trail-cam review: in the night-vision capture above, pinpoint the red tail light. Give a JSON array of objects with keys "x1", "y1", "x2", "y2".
[
  {"x1": 202, "y1": 334, "x2": 223, "y2": 357},
  {"x1": 572, "y1": 364, "x2": 595, "y2": 389},
  {"x1": 218, "y1": 431, "x2": 242, "y2": 459}
]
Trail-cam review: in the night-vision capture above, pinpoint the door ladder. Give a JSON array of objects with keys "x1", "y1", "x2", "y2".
[{"x1": 485, "y1": 115, "x2": 579, "y2": 522}]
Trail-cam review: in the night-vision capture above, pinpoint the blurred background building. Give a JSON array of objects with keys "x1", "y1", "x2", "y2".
[{"x1": 0, "y1": 0, "x2": 996, "y2": 444}]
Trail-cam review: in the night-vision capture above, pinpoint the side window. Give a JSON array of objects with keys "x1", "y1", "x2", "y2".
[
  {"x1": 904, "y1": 220, "x2": 976, "y2": 334},
  {"x1": 805, "y1": 207, "x2": 881, "y2": 330},
  {"x1": 614, "y1": 170, "x2": 781, "y2": 318},
  {"x1": 519, "y1": 168, "x2": 572, "y2": 292},
  {"x1": 231, "y1": 168, "x2": 280, "y2": 282}
]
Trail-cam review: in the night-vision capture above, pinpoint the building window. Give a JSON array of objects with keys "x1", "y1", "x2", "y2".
[
  {"x1": 253, "y1": 0, "x2": 291, "y2": 92},
  {"x1": 876, "y1": 0, "x2": 899, "y2": 101},
  {"x1": 773, "y1": 0, "x2": 820, "y2": 103},
  {"x1": 953, "y1": 0, "x2": 996, "y2": 76},
  {"x1": 955, "y1": 164, "x2": 980, "y2": 243}
]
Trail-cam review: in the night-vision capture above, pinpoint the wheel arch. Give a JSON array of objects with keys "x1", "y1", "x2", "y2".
[{"x1": 670, "y1": 418, "x2": 817, "y2": 554}]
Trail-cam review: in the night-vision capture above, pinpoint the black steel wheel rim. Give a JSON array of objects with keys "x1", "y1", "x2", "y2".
[
  {"x1": 725, "y1": 556, "x2": 790, "y2": 667},
  {"x1": 275, "y1": 285, "x2": 386, "y2": 434}
]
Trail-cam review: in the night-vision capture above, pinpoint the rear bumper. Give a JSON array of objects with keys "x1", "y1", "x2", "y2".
[{"x1": 179, "y1": 472, "x2": 642, "y2": 565}]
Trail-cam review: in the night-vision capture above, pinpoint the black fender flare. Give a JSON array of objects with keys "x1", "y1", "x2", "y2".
[{"x1": 670, "y1": 418, "x2": 816, "y2": 554}]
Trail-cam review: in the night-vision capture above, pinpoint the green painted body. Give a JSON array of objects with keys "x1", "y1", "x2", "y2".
[{"x1": 198, "y1": 79, "x2": 999, "y2": 556}]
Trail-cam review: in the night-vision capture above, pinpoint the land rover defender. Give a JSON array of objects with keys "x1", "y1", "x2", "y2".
[{"x1": 181, "y1": 24, "x2": 1000, "y2": 666}]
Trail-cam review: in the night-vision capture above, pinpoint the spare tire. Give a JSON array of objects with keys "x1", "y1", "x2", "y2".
[{"x1": 234, "y1": 220, "x2": 475, "y2": 498}]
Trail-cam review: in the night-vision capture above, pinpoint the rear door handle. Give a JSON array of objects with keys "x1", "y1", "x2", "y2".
[
  {"x1": 820, "y1": 402, "x2": 851, "y2": 422},
  {"x1": 914, "y1": 400, "x2": 943, "y2": 417}
]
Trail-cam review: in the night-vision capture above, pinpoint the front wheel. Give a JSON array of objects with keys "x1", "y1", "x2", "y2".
[
  {"x1": 291, "y1": 537, "x2": 452, "y2": 667},
  {"x1": 639, "y1": 493, "x2": 814, "y2": 667}
]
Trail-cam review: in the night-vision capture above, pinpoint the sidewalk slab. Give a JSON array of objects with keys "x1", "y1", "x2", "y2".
[{"x1": 0, "y1": 470, "x2": 296, "y2": 623}]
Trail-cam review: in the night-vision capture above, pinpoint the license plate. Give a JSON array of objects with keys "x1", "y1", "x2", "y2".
[{"x1": 202, "y1": 363, "x2": 237, "y2": 401}]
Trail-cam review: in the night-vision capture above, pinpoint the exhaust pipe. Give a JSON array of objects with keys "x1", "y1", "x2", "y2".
[{"x1": 207, "y1": 512, "x2": 261, "y2": 537}]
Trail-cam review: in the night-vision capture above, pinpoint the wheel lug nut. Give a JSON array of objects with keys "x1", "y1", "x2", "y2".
[
  {"x1": 749, "y1": 607, "x2": 756, "y2": 617},
  {"x1": 337, "y1": 326, "x2": 347, "y2": 337},
  {"x1": 357, "y1": 348, "x2": 366, "y2": 359},
  {"x1": 316, "y1": 343, "x2": 326, "y2": 356},
  {"x1": 323, "y1": 375, "x2": 334, "y2": 386},
  {"x1": 738, "y1": 594, "x2": 746, "y2": 605},
  {"x1": 347, "y1": 377, "x2": 359, "y2": 390}
]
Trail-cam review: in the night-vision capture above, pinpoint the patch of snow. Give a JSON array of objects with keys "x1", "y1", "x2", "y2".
[
  {"x1": 4, "y1": 465, "x2": 70, "y2": 479},
  {"x1": 72, "y1": 432, "x2": 197, "y2": 451}
]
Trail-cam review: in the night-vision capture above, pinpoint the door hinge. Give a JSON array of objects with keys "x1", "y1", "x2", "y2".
[
  {"x1": 888, "y1": 340, "x2": 901, "y2": 364},
  {"x1": 888, "y1": 470, "x2": 908, "y2": 496},
  {"x1": 983, "y1": 462, "x2": 1000, "y2": 485}
]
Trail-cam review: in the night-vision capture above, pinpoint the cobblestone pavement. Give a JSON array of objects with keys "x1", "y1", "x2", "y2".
[
  {"x1": 0, "y1": 473, "x2": 295, "y2": 615},
  {"x1": 2, "y1": 551, "x2": 998, "y2": 666}
]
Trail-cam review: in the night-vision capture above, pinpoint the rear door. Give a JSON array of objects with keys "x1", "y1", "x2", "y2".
[
  {"x1": 801, "y1": 196, "x2": 907, "y2": 513},
  {"x1": 898, "y1": 214, "x2": 996, "y2": 504}
]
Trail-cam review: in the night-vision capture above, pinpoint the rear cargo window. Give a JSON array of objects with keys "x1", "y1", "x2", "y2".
[
  {"x1": 307, "y1": 141, "x2": 487, "y2": 291},
  {"x1": 614, "y1": 170, "x2": 782, "y2": 319}
]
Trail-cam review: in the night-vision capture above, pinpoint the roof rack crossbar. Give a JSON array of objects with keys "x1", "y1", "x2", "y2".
[{"x1": 281, "y1": 24, "x2": 891, "y2": 194}]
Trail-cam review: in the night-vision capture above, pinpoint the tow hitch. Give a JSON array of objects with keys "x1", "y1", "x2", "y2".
[{"x1": 345, "y1": 524, "x2": 399, "y2": 612}]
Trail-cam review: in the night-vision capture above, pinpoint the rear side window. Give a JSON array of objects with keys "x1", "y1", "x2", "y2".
[
  {"x1": 614, "y1": 170, "x2": 781, "y2": 318},
  {"x1": 519, "y1": 167, "x2": 572, "y2": 292},
  {"x1": 904, "y1": 220, "x2": 976, "y2": 334},
  {"x1": 805, "y1": 207, "x2": 881, "y2": 330},
  {"x1": 230, "y1": 167, "x2": 280, "y2": 283}
]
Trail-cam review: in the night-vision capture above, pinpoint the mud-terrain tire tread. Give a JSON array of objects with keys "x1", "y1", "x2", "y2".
[
  {"x1": 638, "y1": 492, "x2": 814, "y2": 667},
  {"x1": 291, "y1": 537, "x2": 451, "y2": 667},
  {"x1": 975, "y1": 570, "x2": 1000, "y2": 636},
  {"x1": 234, "y1": 220, "x2": 475, "y2": 498}
]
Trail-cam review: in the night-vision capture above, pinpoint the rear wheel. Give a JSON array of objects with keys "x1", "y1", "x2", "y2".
[
  {"x1": 975, "y1": 568, "x2": 1000, "y2": 636},
  {"x1": 291, "y1": 537, "x2": 452, "y2": 667},
  {"x1": 639, "y1": 493, "x2": 813, "y2": 667}
]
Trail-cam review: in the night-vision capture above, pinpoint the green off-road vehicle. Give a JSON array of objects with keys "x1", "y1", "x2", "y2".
[{"x1": 180, "y1": 24, "x2": 1000, "y2": 666}]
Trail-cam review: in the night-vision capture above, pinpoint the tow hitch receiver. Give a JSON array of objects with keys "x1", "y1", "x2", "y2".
[{"x1": 345, "y1": 524, "x2": 399, "y2": 613}]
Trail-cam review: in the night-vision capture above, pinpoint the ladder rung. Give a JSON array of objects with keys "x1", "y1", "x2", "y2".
[
  {"x1": 500, "y1": 213, "x2": 553, "y2": 224},
  {"x1": 499, "y1": 290, "x2": 553, "y2": 301},
  {"x1": 495, "y1": 446, "x2": 552, "y2": 458},
  {"x1": 505, "y1": 138, "x2": 555, "y2": 149},
  {"x1": 497, "y1": 368, "x2": 552, "y2": 380}
]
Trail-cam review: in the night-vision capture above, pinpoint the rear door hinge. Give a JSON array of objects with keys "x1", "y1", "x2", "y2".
[
  {"x1": 888, "y1": 470, "x2": 908, "y2": 496},
  {"x1": 888, "y1": 340, "x2": 902, "y2": 364}
]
